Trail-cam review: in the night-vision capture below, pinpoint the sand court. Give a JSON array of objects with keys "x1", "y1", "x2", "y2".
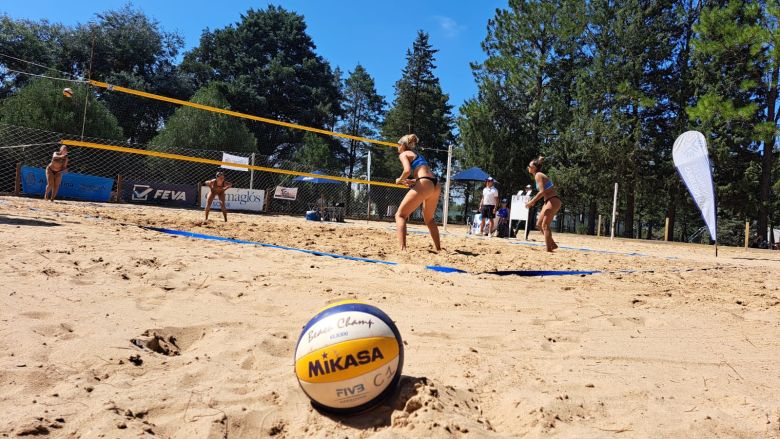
[{"x1": 1, "y1": 196, "x2": 779, "y2": 437}]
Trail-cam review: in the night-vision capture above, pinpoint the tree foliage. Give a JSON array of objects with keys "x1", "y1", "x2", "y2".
[{"x1": 182, "y1": 6, "x2": 342, "y2": 157}]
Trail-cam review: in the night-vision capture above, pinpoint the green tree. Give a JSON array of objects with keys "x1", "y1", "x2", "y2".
[
  {"x1": 0, "y1": 78, "x2": 122, "y2": 139},
  {"x1": 0, "y1": 15, "x2": 69, "y2": 98},
  {"x1": 380, "y1": 30, "x2": 454, "y2": 177},
  {"x1": 460, "y1": 0, "x2": 587, "y2": 218},
  {"x1": 182, "y1": 6, "x2": 342, "y2": 157},
  {"x1": 293, "y1": 132, "x2": 343, "y2": 172},
  {"x1": 688, "y1": 0, "x2": 778, "y2": 245},
  {"x1": 147, "y1": 83, "x2": 256, "y2": 184},
  {"x1": 338, "y1": 64, "x2": 385, "y2": 180},
  {"x1": 67, "y1": 4, "x2": 194, "y2": 143},
  {"x1": 150, "y1": 83, "x2": 256, "y2": 152}
]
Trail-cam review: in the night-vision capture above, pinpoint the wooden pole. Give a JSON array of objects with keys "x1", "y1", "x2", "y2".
[
  {"x1": 744, "y1": 221, "x2": 750, "y2": 249},
  {"x1": 664, "y1": 217, "x2": 670, "y2": 241},
  {"x1": 14, "y1": 162, "x2": 22, "y2": 196},
  {"x1": 114, "y1": 175, "x2": 123, "y2": 203},
  {"x1": 610, "y1": 183, "x2": 618, "y2": 240},
  {"x1": 442, "y1": 144, "x2": 453, "y2": 231},
  {"x1": 597, "y1": 214, "x2": 602, "y2": 237}
]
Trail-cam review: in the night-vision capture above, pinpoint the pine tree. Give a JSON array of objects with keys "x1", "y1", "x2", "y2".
[
  {"x1": 380, "y1": 31, "x2": 454, "y2": 177},
  {"x1": 339, "y1": 64, "x2": 385, "y2": 181},
  {"x1": 688, "y1": 0, "x2": 778, "y2": 245}
]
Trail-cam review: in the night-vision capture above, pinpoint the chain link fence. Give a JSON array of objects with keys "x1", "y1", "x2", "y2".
[{"x1": 0, "y1": 123, "x2": 446, "y2": 223}]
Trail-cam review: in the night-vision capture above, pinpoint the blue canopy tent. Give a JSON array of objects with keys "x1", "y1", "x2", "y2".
[
  {"x1": 451, "y1": 167, "x2": 494, "y2": 223},
  {"x1": 292, "y1": 170, "x2": 342, "y2": 184}
]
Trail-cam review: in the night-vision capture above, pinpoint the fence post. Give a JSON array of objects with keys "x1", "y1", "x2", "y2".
[
  {"x1": 610, "y1": 183, "x2": 618, "y2": 240},
  {"x1": 664, "y1": 217, "x2": 669, "y2": 241},
  {"x1": 14, "y1": 162, "x2": 21, "y2": 196},
  {"x1": 115, "y1": 175, "x2": 123, "y2": 203},
  {"x1": 442, "y1": 143, "x2": 453, "y2": 231},
  {"x1": 744, "y1": 221, "x2": 750, "y2": 249},
  {"x1": 249, "y1": 153, "x2": 255, "y2": 190},
  {"x1": 366, "y1": 150, "x2": 372, "y2": 221},
  {"x1": 597, "y1": 214, "x2": 602, "y2": 237}
]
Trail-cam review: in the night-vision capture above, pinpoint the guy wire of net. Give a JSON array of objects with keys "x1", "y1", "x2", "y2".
[{"x1": 0, "y1": 123, "x2": 443, "y2": 222}]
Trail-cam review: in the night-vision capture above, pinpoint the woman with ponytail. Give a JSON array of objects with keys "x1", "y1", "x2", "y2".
[
  {"x1": 394, "y1": 134, "x2": 442, "y2": 252},
  {"x1": 525, "y1": 156, "x2": 561, "y2": 252}
]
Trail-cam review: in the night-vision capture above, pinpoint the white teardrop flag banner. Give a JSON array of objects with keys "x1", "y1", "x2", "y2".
[{"x1": 673, "y1": 131, "x2": 717, "y2": 242}]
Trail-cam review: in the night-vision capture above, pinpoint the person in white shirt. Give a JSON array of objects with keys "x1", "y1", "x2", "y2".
[{"x1": 478, "y1": 177, "x2": 499, "y2": 236}]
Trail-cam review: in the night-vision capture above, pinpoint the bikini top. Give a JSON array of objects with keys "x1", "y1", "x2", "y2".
[
  {"x1": 536, "y1": 178, "x2": 554, "y2": 191},
  {"x1": 410, "y1": 153, "x2": 429, "y2": 172}
]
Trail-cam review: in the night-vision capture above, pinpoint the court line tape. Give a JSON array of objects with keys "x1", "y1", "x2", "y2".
[
  {"x1": 144, "y1": 227, "x2": 649, "y2": 277},
  {"x1": 508, "y1": 240, "x2": 679, "y2": 259},
  {"x1": 144, "y1": 227, "x2": 398, "y2": 266}
]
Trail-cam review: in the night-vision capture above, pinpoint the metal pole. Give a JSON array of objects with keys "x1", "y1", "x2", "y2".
[
  {"x1": 597, "y1": 214, "x2": 602, "y2": 237},
  {"x1": 442, "y1": 143, "x2": 453, "y2": 231},
  {"x1": 744, "y1": 221, "x2": 750, "y2": 249},
  {"x1": 80, "y1": 32, "x2": 95, "y2": 140},
  {"x1": 366, "y1": 150, "x2": 372, "y2": 221},
  {"x1": 249, "y1": 153, "x2": 255, "y2": 190},
  {"x1": 610, "y1": 182, "x2": 618, "y2": 240}
]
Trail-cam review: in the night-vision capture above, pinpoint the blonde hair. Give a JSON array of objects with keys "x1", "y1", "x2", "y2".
[{"x1": 398, "y1": 134, "x2": 419, "y2": 150}]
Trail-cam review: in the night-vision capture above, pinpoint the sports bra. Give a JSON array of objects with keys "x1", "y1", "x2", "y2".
[
  {"x1": 536, "y1": 178, "x2": 554, "y2": 191},
  {"x1": 410, "y1": 153, "x2": 429, "y2": 172}
]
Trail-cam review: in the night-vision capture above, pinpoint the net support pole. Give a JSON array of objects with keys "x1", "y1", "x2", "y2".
[
  {"x1": 366, "y1": 150, "x2": 372, "y2": 221},
  {"x1": 14, "y1": 162, "x2": 21, "y2": 196},
  {"x1": 249, "y1": 153, "x2": 255, "y2": 190},
  {"x1": 442, "y1": 143, "x2": 453, "y2": 231},
  {"x1": 610, "y1": 182, "x2": 618, "y2": 240},
  {"x1": 745, "y1": 221, "x2": 750, "y2": 249}
]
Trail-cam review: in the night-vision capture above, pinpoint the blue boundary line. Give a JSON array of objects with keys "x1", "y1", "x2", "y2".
[
  {"x1": 145, "y1": 227, "x2": 398, "y2": 266},
  {"x1": 508, "y1": 240, "x2": 678, "y2": 259},
  {"x1": 144, "y1": 227, "x2": 701, "y2": 278}
]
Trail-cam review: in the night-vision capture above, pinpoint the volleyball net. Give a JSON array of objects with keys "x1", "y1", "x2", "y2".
[{"x1": 0, "y1": 123, "x2": 426, "y2": 221}]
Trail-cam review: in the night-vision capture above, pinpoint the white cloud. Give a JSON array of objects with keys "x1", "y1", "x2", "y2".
[{"x1": 434, "y1": 15, "x2": 466, "y2": 38}]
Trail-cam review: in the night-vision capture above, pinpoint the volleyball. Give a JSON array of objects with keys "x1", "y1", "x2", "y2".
[
  {"x1": 294, "y1": 300, "x2": 403, "y2": 414},
  {"x1": 62, "y1": 88, "x2": 73, "y2": 98}
]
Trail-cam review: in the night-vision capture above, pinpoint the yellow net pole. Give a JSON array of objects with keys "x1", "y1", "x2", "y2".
[
  {"x1": 61, "y1": 139, "x2": 405, "y2": 189},
  {"x1": 88, "y1": 80, "x2": 400, "y2": 149}
]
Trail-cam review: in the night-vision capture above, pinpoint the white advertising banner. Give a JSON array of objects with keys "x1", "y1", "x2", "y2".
[
  {"x1": 673, "y1": 131, "x2": 717, "y2": 242},
  {"x1": 510, "y1": 194, "x2": 530, "y2": 222},
  {"x1": 273, "y1": 186, "x2": 298, "y2": 201},
  {"x1": 220, "y1": 152, "x2": 250, "y2": 171},
  {"x1": 200, "y1": 187, "x2": 265, "y2": 212}
]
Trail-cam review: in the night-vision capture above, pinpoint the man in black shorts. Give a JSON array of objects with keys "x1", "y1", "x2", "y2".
[{"x1": 478, "y1": 177, "x2": 499, "y2": 236}]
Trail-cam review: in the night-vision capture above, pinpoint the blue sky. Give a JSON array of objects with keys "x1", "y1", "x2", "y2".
[{"x1": 3, "y1": 1, "x2": 506, "y2": 115}]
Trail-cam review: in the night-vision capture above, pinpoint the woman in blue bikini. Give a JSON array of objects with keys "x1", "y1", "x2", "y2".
[
  {"x1": 525, "y1": 156, "x2": 561, "y2": 252},
  {"x1": 394, "y1": 134, "x2": 441, "y2": 252}
]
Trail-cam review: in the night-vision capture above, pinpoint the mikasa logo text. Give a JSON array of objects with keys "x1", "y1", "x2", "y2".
[{"x1": 308, "y1": 347, "x2": 384, "y2": 378}]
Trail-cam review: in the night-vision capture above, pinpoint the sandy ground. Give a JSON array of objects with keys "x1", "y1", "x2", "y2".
[{"x1": 1, "y1": 195, "x2": 779, "y2": 438}]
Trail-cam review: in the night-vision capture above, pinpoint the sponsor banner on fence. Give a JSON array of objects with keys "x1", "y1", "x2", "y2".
[
  {"x1": 121, "y1": 179, "x2": 197, "y2": 207},
  {"x1": 20, "y1": 166, "x2": 113, "y2": 202},
  {"x1": 273, "y1": 186, "x2": 298, "y2": 201},
  {"x1": 200, "y1": 186, "x2": 265, "y2": 212},
  {"x1": 220, "y1": 152, "x2": 250, "y2": 171}
]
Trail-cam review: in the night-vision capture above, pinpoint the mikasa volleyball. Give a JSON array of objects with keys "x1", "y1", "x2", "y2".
[{"x1": 294, "y1": 300, "x2": 403, "y2": 413}]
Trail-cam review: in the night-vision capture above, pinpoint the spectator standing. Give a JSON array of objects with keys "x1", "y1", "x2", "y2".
[{"x1": 479, "y1": 177, "x2": 499, "y2": 236}]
